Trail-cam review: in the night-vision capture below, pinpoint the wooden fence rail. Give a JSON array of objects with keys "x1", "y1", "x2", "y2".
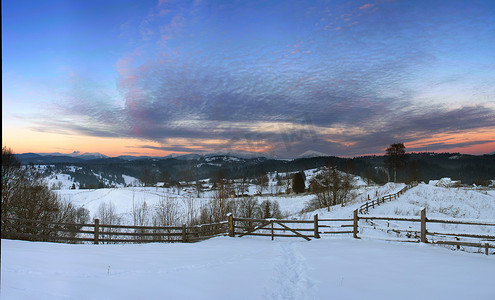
[
  {"x1": 358, "y1": 182, "x2": 417, "y2": 214},
  {"x1": 1, "y1": 217, "x2": 229, "y2": 244},
  {"x1": 354, "y1": 208, "x2": 495, "y2": 255},
  {"x1": 229, "y1": 214, "x2": 353, "y2": 241},
  {"x1": 2, "y1": 181, "x2": 493, "y2": 255}
]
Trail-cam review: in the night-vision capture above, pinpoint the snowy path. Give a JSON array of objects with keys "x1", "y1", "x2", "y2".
[
  {"x1": 267, "y1": 242, "x2": 314, "y2": 300},
  {"x1": 2, "y1": 237, "x2": 495, "y2": 300}
]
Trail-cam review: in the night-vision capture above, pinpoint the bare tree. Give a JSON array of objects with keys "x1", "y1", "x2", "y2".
[
  {"x1": 308, "y1": 165, "x2": 353, "y2": 211},
  {"x1": 133, "y1": 200, "x2": 150, "y2": 226},
  {"x1": 235, "y1": 177, "x2": 249, "y2": 197},
  {"x1": 140, "y1": 168, "x2": 156, "y2": 187},
  {"x1": 95, "y1": 202, "x2": 120, "y2": 243},
  {"x1": 198, "y1": 180, "x2": 234, "y2": 224},
  {"x1": 154, "y1": 196, "x2": 179, "y2": 226},
  {"x1": 195, "y1": 180, "x2": 203, "y2": 197},
  {"x1": 257, "y1": 170, "x2": 269, "y2": 195},
  {"x1": 1, "y1": 147, "x2": 84, "y2": 241}
]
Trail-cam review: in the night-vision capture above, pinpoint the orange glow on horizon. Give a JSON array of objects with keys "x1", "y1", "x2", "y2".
[{"x1": 2, "y1": 125, "x2": 494, "y2": 158}]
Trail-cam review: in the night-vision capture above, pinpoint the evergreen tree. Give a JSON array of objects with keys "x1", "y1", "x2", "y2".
[
  {"x1": 292, "y1": 171, "x2": 305, "y2": 193},
  {"x1": 385, "y1": 143, "x2": 407, "y2": 183}
]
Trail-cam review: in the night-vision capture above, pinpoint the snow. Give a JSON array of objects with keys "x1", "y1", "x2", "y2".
[
  {"x1": 46, "y1": 173, "x2": 76, "y2": 190},
  {"x1": 3, "y1": 177, "x2": 495, "y2": 299},
  {"x1": 296, "y1": 150, "x2": 328, "y2": 158},
  {"x1": 370, "y1": 184, "x2": 495, "y2": 220},
  {"x1": 356, "y1": 184, "x2": 495, "y2": 248},
  {"x1": 122, "y1": 175, "x2": 139, "y2": 186},
  {"x1": 428, "y1": 177, "x2": 460, "y2": 188},
  {"x1": 56, "y1": 187, "x2": 189, "y2": 223},
  {"x1": 52, "y1": 174, "x2": 402, "y2": 225},
  {"x1": 2, "y1": 237, "x2": 494, "y2": 300}
]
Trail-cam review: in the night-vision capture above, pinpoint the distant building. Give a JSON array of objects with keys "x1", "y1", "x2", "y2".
[{"x1": 429, "y1": 178, "x2": 461, "y2": 188}]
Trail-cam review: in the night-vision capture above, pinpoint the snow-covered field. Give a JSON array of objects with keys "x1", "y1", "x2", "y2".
[
  {"x1": 52, "y1": 168, "x2": 342, "y2": 223},
  {"x1": 3, "y1": 177, "x2": 495, "y2": 299},
  {"x1": 55, "y1": 186, "x2": 316, "y2": 224},
  {"x1": 53, "y1": 168, "x2": 403, "y2": 224},
  {"x1": 2, "y1": 237, "x2": 494, "y2": 300}
]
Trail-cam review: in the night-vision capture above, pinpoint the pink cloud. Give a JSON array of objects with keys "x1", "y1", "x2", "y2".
[
  {"x1": 157, "y1": 9, "x2": 171, "y2": 16},
  {"x1": 359, "y1": 3, "x2": 375, "y2": 10},
  {"x1": 157, "y1": 0, "x2": 168, "y2": 7},
  {"x1": 160, "y1": 15, "x2": 186, "y2": 35},
  {"x1": 115, "y1": 50, "x2": 143, "y2": 76},
  {"x1": 157, "y1": 34, "x2": 172, "y2": 47}
]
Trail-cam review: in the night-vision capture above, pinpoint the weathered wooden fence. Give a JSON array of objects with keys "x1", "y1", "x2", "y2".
[
  {"x1": 2, "y1": 181, "x2": 493, "y2": 255},
  {"x1": 352, "y1": 182, "x2": 494, "y2": 254},
  {"x1": 1, "y1": 217, "x2": 228, "y2": 244},
  {"x1": 358, "y1": 182, "x2": 417, "y2": 214},
  {"x1": 354, "y1": 208, "x2": 495, "y2": 255},
  {"x1": 228, "y1": 214, "x2": 353, "y2": 241}
]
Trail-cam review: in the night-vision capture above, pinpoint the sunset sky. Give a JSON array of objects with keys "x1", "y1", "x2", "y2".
[{"x1": 3, "y1": 0, "x2": 495, "y2": 158}]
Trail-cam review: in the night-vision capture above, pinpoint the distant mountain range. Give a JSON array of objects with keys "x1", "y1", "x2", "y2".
[
  {"x1": 17, "y1": 150, "x2": 285, "y2": 164},
  {"x1": 13, "y1": 150, "x2": 495, "y2": 187},
  {"x1": 296, "y1": 150, "x2": 329, "y2": 158},
  {"x1": 15, "y1": 149, "x2": 495, "y2": 165},
  {"x1": 37, "y1": 151, "x2": 109, "y2": 160}
]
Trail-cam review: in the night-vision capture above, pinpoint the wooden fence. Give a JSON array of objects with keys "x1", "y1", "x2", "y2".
[
  {"x1": 1, "y1": 217, "x2": 228, "y2": 244},
  {"x1": 354, "y1": 208, "x2": 495, "y2": 255},
  {"x1": 2, "y1": 181, "x2": 494, "y2": 255},
  {"x1": 352, "y1": 182, "x2": 494, "y2": 254},
  {"x1": 226, "y1": 184, "x2": 419, "y2": 241},
  {"x1": 228, "y1": 214, "x2": 353, "y2": 241},
  {"x1": 358, "y1": 182, "x2": 417, "y2": 214}
]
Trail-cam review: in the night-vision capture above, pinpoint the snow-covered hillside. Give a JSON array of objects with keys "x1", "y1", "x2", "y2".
[
  {"x1": 2, "y1": 238, "x2": 494, "y2": 300},
  {"x1": 54, "y1": 168, "x2": 377, "y2": 224},
  {"x1": 371, "y1": 184, "x2": 495, "y2": 220}
]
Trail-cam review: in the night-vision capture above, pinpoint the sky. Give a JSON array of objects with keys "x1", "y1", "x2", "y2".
[{"x1": 2, "y1": 0, "x2": 495, "y2": 158}]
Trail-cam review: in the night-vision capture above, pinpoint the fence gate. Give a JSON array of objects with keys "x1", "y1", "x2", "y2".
[{"x1": 230, "y1": 216, "x2": 323, "y2": 241}]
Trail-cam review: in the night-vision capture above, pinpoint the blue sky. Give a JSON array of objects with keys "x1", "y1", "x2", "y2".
[{"x1": 3, "y1": 0, "x2": 495, "y2": 157}]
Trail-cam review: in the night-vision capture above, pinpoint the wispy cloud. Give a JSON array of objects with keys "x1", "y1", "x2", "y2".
[
  {"x1": 24, "y1": 0, "x2": 495, "y2": 157},
  {"x1": 359, "y1": 3, "x2": 375, "y2": 10}
]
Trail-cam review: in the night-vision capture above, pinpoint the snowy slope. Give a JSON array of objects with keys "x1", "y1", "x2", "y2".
[
  {"x1": 2, "y1": 238, "x2": 494, "y2": 300},
  {"x1": 371, "y1": 184, "x2": 495, "y2": 220}
]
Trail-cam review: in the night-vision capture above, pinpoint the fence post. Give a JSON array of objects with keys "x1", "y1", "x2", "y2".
[
  {"x1": 182, "y1": 224, "x2": 187, "y2": 242},
  {"x1": 353, "y1": 209, "x2": 359, "y2": 239},
  {"x1": 314, "y1": 214, "x2": 320, "y2": 238},
  {"x1": 94, "y1": 219, "x2": 99, "y2": 245},
  {"x1": 228, "y1": 213, "x2": 234, "y2": 237},
  {"x1": 271, "y1": 221, "x2": 274, "y2": 241},
  {"x1": 420, "y1": 208, "x2": 427, "y2": 243},
  {"x1": 486, "y1": 242, "x2": 489, "y2": 255}
]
